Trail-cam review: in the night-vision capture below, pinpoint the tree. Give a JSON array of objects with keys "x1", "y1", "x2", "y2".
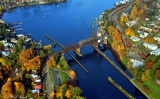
[
  {"x1": 42, "y1": 44, "x2": 52, "y2": 51},
  {"x1": 18, "y1": 49, "x2": 34, "y2": 64},
  {"x1": 130, "y1": 5, "x2": 138, "y2": 19},
  {"x1": 46, "y1": 55, "x2": 56, "y2": 68},
  {"x1": 39, "y1": 50, "x2": 46, "y2": 57},
  {"x1": 2, "y1": 78, "x2": 13, "y2": 99},
  {"x1": 23, "y1": 56, "x2": 41, "y2": 71},
  {"x1": 70, "y1": 87, "x2": 82, "y2": 97},
  {"x1": 14, "y1": 82, "x2": 25, "y2": 96},
  {"x1": 107, "y1": 26, "x2": 114, "y2": 34},
  {"x1": 138, "y1": 9, "x2": 144, "y2": 17},
  {"x1": 70, "y1": 70, "x2": 75, "y2": 77},
  {"x1": 135, "y1": 0, "x2": 140, "y2": 5},
  {"x1": 125, "y1": 28, "x2": 134, "y2": 36},
  {"x1": 65, "y1": 89, "x2": 70, "y2": 98},
  {"x1": 50, "y1": 91, "x2": 55, "y2": 99},
  {"x1": 2, "y1": 23, "x2": 7, "y2": 38}
]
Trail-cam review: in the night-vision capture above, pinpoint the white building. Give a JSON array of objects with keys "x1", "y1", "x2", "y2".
[
  {"x1": 143, "y1": 43, "x2": 158, "y2": 50},
  {"x1": 154, "y1": 36, "x2": 160, "y2": 42},
  {"x1": 131, "y1": 36, "x2": 140, "y2": 42},
  {"x1": 130, "y1": 59, "x2": 144, "y2": 67},
  {"x1": 126, "y1": 21, "x2": 136, "y2": 27},
  {"x1": 151, "y1": 48, "x2": 160, "y2": 56},
  {"x1": 139, "y1": 32, "x2": 149, "y2": 38}
]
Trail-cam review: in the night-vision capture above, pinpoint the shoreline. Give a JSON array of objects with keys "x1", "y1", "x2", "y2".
[{"x1": 0, "y1": 1, "x2": 67, "y2": 19}]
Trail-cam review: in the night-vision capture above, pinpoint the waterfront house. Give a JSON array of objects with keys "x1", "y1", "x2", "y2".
[
  {"x1": 131, "y1": 36, "x2": 140, "y2": 42},
  {"x1": 150, "y1": 48, "x2": 160, "y2": 56},
  {"x1": 130, "y1": 58, "x2": 144, "y2": 67},
  {"x1": 143, "y1": 43, "x2": 158, "y2": 50}
]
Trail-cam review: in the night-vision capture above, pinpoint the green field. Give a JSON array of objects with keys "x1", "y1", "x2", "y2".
[
  {"x1": 143, "y1": 79, "x2": 160, "y2": 99},
  {"x1": 59, "y1": 71, "x2": 68, "y2": 83}
]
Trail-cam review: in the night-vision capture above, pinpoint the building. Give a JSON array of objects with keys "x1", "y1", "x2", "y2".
[
  {"x1": 130, "y1": 58, "x2": 144, "y2": 67},
  {"x1": 143, "y1": 43, "x2": 158, "y2": 50},
  {"x1": 131, "y1": 36, "x2": 140, "y2": 42},
  {"x1": 126, "y1": 21, "x2": 136, "y2": 27},
  {"x1": 150, "y1": 48, "x2": 160, "y2": 56}
]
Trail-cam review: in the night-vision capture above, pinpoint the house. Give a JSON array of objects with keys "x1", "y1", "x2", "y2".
[
  {"x1": 1, "y1": 51, "x2": 9, "y2": 56},
  {"x1": 130, "y1": 58, "x2": 144, "y2": 67},
  {"x1": 35, "y1": 85, "x2": 41, "y2": 90},
  {"x1": 126, "y1": 21, "x2": 136, "y2": 27},
  {"x1": 154, "y1": 36, "x2": 160, "y2": 42},
  {"x1": 131, "y1": 36, "x2": 140, "y2": 42},
  {"x1": 143, "y1": 43, "x2": 158, "y2": 50},
  {"x1": 11, "y1": 38, "x2": 18, "y2": 43},
  {"x1": 32, "y1": 89, "x2": 40, "y2": 95},
  {"x1": 150, "y1": 48, "x2": 160, "y2": 56},
  {"x1": 30, "y1": 74, "x2": 38, "y2": 79},
  {"x1": 139, "y1": 32, "x2": 149, "y2": 38}
]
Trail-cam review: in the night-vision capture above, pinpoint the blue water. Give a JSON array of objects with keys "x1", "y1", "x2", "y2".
[{"x1": 2, "y1": 0, "x2": 146, "y2": 99}]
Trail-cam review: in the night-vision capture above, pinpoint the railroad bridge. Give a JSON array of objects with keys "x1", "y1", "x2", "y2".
[{"x1": 54, "y1": 22, "x2": 107, "y2": 56}]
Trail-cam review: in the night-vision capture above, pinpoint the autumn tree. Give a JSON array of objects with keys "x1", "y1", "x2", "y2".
[
  {"x1": 144, "y1": 38, "x2": 155, "y2": 44},
  {"x1": 56, "y1": 92, "x2": 62, "y2": 99},
  {"x1": 42, "y1": 44, "x2": 52, "y2": 51},
  {"x1": 65, "y1": 89, "x2": 70, "y2": 98},
  {"x1": 50, "y1": 91, "x2": 55, "y2": 99},
  {"x1": 130, "y1": 5, "x2": 138, "y2": 19},
  {"x1": 23, "y1": 56, "x2": 41, "y2": 71},
  {"x1": 18, "y1": 49, "x2": 34, "y2": 64},
  {"x1": 125, "y1": 28, "x2": 134, "y2": 36},
  {"x1": 135, "y1": 0, "x2": 140, "y2": 5},
  {"x1": 14, "y1": 82, "x2": 25, "y2": 96},
  {"x1": 46, "y1": 55, "x2": 56, "y2": 68},
  {"x1": 138, "y1": 9, "x2": 144, "y2": 17},
  {"x1": 107, "y1": 26, "x2": 114, "y2": 34},
  {"x1": 1, "y1": 78, "x2": 13, "y2": 99}
]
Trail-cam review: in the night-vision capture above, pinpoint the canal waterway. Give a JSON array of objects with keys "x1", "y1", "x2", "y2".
[{"x1": 2, "y1": 0, "x2": 146, "y2": 99}]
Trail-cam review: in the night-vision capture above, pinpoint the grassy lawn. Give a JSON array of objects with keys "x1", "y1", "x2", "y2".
[
  {"x1": 59, "y1": 71, "x2": 68, "y2": 83},
  {"x1": 143, "y1": 79, "x2": 160, "y2": 99}
]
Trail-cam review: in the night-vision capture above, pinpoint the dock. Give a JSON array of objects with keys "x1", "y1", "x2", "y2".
[
  {"x1": 93, "y1": 46, "x2": 131, "y2": 80},
  {"x1": 45, "y1": 34, "x2": 88, "y2": 74},
  {"x1": 108, "y1": 77, "x2": 135, "y2": 99},
  {"x1": 93, "y1": 46, "x2": 150, "y2": 99}
]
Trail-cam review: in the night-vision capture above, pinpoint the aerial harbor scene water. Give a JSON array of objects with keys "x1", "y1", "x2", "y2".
[{"x1": 0, "y1": 0, "x2": 159, "y2": 99}]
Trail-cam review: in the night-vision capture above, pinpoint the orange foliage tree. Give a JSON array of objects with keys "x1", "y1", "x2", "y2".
[
  {"x1": 125, "y1": 28, "x2": 134, "y2": 36},
  {"x1": 135, "y1": 0, "x2": 140, "y2": 5},
  {"x1": 46, "y1": 55, "x2": 56, "y2": 68},
  {"x1": 50, "y1": 91, "x2": 55, "y2": 99},
  {"x1": 138, "y1": 9, "x2": 144, "y2": 17},
  {"x1": 65, "y1": 89, "x2": 70, "y2": 98},
  {"x1": 70, "y1": 70, "x2": 75, "y2": 77},
  {"x1": 18, "y1": 49, "x2": 34, "y2": 64},
  {"x1": 23, "y1": 56, "x2": 41, "y2": 71},
  {"x1": 2, "y1": 78, "x2": 13, "y2": 99},
  {"x1": 130, "y1": 5, "x2": 138, "y2": 19},
  {"x1": 56, "y1": 92, "x2": 62, "y2": 99},
  {"x1": 144, "y1": 38, "x2": 155, "y2": 44},
  {"x1": 14, "y1": 82, "x2": 25, "y2": 96}
]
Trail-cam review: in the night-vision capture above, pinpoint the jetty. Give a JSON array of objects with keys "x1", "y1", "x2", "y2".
[
  {"x1": 45, "y1": 34, "x2": 88, "y2": 74},
  {"x1": 93, "y1": 45, "x2": 150, "y2": 99},
  {"x1": 108, "y1": 77, "x2": 135, "y2": 99}
]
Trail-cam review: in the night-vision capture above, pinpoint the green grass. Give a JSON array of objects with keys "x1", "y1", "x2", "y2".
[
  {"x1": 143, "y1": 79, "x2": 160, "y2": 99},
  {"x1": 49, "y1": 70, "x2": 54, "y2": 84},
  {"x1": 59, "y1": 71, "x2": 68, "y2": 83}
]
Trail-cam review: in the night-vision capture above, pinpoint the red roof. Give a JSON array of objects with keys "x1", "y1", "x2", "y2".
[
  {"x1": 146, "y1": 62, "x2": 153, "y2": 69},
  {"x1": 35, "y1": 85, "x2": 41, "y2": 89}
]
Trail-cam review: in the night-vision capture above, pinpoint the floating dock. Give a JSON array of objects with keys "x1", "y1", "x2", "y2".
[{"x1": 108, "y1": 77, "x2": 135, "y2": 99}]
